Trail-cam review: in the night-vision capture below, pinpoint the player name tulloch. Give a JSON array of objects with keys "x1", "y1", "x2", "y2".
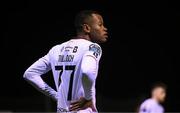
[{"x1": 58, "y1": 55, "x2": 74, "y2": 62}]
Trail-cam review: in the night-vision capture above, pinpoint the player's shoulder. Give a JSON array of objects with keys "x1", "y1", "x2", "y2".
[
  {"x1": 74, "y1": 39, "x2": 101, "y2": 48},
  {"x1": 48, "y1": 41, "x2": 68, "y2": 53},
  {"x1": 139, "y1": 99, "x2": 153, "y2": 113},
  {"x1": 142, "y1": 99, "x2": 155, "y2": 105},
  {"x1": 141, "y1": 98, "x2": 157, "y2": 109},
  {"x1": 88, "y1": 43, "x2": 102, "y2": 55},
  {"x1": 74, "y1": 39, "x2": 102, "y2": 55},
  {"x1": 89, "y1": 42, "x2": 101, "y2": 48}
]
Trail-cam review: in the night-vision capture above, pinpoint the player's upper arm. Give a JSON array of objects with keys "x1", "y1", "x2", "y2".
[
  {"x1": 81, "y1": 43, "x2": 102, "y2": 81},
  {"x1": 23, "y1": 47, "x2": 54, "y2": 79}
]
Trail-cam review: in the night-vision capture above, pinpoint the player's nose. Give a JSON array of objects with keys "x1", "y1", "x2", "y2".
[{"x1": 103, "y1": 26, "x2": 107, "y2": 31}]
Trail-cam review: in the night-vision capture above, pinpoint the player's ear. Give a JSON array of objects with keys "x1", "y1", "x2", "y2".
[{"x1": 82, "y1": 24, "x2": 91, "y2": 33}]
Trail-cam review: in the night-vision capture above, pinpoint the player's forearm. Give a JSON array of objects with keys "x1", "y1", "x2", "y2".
[{"x1": 23, "y1": 71, "x2": 58, "y2": 101}]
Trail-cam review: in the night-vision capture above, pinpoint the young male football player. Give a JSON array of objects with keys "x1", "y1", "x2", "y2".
[
  {"x1": 23, "y1": 10, "x2": 108, "y2": 113},
  {"x1": 139, "y1": 83, "x2": 166, "y2": 113}
]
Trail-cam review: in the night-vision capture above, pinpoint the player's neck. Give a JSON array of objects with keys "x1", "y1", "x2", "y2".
[
  {"x1": 76, "y1": 33, "x2": 91, "y2": 42},
  {"x1": 152, "y1": 97, "x2": 159, "y2": 103}
]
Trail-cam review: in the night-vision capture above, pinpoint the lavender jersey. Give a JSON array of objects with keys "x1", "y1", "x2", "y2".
[{"x1": 139, "y1": 99, "x2": 164, "y2": 113}]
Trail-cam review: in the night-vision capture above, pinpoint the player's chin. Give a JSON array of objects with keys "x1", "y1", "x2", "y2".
[
  {"x1": 98, "y1": 38, "x2": 107, "y2": 43},
  {"x1": 100, "y1": 35, "x2": 108, "y2": 43}
]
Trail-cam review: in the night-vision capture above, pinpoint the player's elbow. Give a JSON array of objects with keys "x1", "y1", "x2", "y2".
[
  {"x1": 81, "y1": 68, "x2": 96, "y2": 83},
  {"x1": 23, "y1": 70, "x2": 32, "y2": 81},
  {"x1": 82, "y1": 68, "x2": 91, "y2": 77}
]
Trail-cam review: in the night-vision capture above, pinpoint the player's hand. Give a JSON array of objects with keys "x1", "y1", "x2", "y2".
[{"x1": 69, "y1": 97, "x2": 96, "y2": 112}]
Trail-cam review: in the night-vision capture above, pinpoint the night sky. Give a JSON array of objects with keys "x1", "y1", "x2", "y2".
[{"x1": 2, "y1": 0, "x2": 180, "y2": 112}]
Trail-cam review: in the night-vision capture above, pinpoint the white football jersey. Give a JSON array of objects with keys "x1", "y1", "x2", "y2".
[
  {"x1": 48, "y1": 39, "x2": 101, "y2": 111},
  {"x1": 24, "y1": 38, "x2": 102, "y2": 112},
  {"x1": 139, "y1": 98, "x2": 164, "y2": 113}
]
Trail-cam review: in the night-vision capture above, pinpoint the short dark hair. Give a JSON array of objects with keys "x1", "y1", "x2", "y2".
[
  {"x1": 74, "y1": 10, "x2": 99, "y2": 32},
  {"x1": 151, "y1": 82, "x2": 167, "y2": 92}
]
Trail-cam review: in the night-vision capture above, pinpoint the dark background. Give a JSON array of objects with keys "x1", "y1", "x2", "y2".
[{"x1": 2, "y1": 0, "x2": 180, "y2": 112}]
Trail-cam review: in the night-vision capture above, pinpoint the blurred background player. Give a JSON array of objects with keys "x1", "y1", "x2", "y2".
[
  {"x1": 23, "y1": 10, "x2": 108, "y2": 113},
  {"x1": 138, "y1": 82, "x2": 167, "y2": 113}
]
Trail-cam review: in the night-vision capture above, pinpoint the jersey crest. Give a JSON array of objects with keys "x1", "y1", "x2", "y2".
[{"x1": 89, "y1": 44, "x2": 101, "y2": 58}]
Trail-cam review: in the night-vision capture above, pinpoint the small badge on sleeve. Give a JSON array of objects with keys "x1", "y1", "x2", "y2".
[{"x1": 89, "y1": 44, "x2": 101, "y2": 58}]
